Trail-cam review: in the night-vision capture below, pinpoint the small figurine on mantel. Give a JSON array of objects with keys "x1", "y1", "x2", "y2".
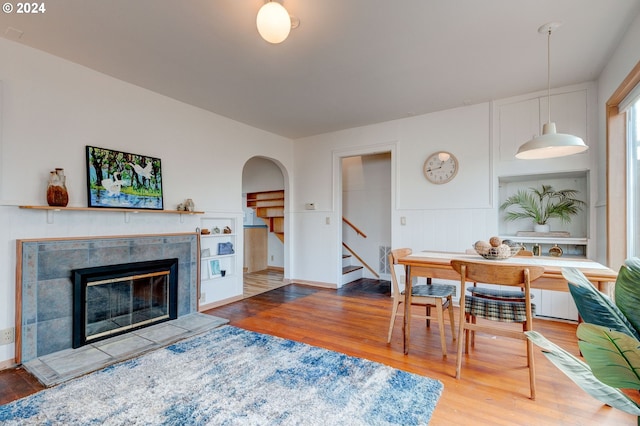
[{"x1": 177, "y1": 199, "x2": 195, "y2": 212}]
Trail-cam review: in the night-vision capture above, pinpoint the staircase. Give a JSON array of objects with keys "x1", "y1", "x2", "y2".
[
  {"x1": 245, "y1": 195, "x2": 369, "y2": 286},
  {"x1": 246, "y1": 190, "x2": 284, "y2": 243},
  {"x1": 341, "y1": 219, "x2": 379, "y2": 285},
  {"x1": 342, "y1": 253, "x2": 363, "y2": 285}
]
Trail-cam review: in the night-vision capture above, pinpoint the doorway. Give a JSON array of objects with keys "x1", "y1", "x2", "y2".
[
  {"x1": 341, "y1": 152, "x2": 392, "y2": 284},
  {"x1": 241, "y1": 157, "x2": 288, "y2": 296}
]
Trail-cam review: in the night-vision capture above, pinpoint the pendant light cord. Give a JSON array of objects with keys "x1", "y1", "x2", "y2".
[{"x1": 547, "y1": 28, "x2": 551, "y2": 124}]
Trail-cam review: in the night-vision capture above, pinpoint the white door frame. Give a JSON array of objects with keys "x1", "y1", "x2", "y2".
[{"x1": 331, "y1": 142, "x2": 397, "y2": 286}]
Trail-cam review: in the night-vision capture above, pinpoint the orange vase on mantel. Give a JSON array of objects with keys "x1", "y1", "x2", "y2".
[{"x1": 46, "y1": 168, "x2": 69, "y2": 207}]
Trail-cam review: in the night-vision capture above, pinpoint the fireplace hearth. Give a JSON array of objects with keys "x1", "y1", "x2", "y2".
[
  {"x1": 72, "y1": 259, "x2": 179, "y2": 348},
  {"x1": 16, "y1": 233, "x2": 199, "y2": 364}
]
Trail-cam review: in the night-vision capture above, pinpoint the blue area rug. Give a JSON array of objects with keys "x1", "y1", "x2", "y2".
[{"x1": 0, "y1": 325, "x2": 443, "y2": 425}]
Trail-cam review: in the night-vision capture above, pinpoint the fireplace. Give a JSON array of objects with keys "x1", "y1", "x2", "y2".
[
  {"x1": 72, "y1": 258, "x2": 179, "y2": 348},
  {"x1": 16, "y1": 234, "x2": 198, "y2": 363}
]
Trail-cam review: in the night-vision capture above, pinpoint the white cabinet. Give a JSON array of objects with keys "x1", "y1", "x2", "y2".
[
  {"x1": 529, "y1": 288, "x2": 579, "y2": 322},
  {"x1": 199, "y1": 214, "x2": 243, "y2": 308}
]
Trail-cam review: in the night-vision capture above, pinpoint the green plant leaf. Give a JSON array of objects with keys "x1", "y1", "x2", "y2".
[
  {"x1": 577, "y1": 323, "x2": 640, "y2": 389},
  {"x1": 525, "y1": 331, "x2": 640, "y2": 416},
  {"x1": 616, "y1": 258, "x2": 640, "y2": 336},
  {"x1": 499, "y1": 184, "x2": 584, "y2": 225},
  {"x1": 500, "y1": 190, "x2": 542, "y2": 223},
  {"x1": 563, "y1": 267, "x2": 640, "y2": 340}
]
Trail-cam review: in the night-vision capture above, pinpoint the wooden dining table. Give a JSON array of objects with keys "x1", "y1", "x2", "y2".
[{"x1": 397, "y1": 251, "x2": 618, "y2": 355}]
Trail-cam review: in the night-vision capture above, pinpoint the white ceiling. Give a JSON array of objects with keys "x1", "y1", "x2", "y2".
[{"x1": 2, "y1": 0, "x2": 639, "y2": 139}]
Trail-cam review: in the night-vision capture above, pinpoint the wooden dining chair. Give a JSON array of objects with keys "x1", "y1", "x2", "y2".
[
  {"x1": 388, "y1": 248, "x2": 456, "y2": 357},
  {"x1": 464, "y1": 247, "x2": 535, "y2": 299},
  {"x1": 450, "y1": 259, "x2": 544, "y2": 399},
  {"x1": 463, "y1": 248, "x2": 536, "y2": 346}
]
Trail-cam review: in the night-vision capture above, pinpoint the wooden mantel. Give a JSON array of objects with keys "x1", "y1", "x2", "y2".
[{"x1": 19, "y1": 205, "x2": 204, "y2": 223}]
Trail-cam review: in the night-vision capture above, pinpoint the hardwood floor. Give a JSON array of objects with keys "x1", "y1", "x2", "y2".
[
  {"x1": 207, "y1": 276, "x2": 636, "y2": 425},
  {"x1": 0, "y1": 272, "x2": 636, "y2": 425},
  {"x1": 0, "y1": 367, "x2": 43, "y2": 405},
  {"x1": 243, "y1": 268, "x2": 289, "y2": 298}
]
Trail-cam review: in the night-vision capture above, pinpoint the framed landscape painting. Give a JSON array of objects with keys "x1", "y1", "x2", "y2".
[{"x1": 86, "y1": 146, "x2": 164, "y2": 210}]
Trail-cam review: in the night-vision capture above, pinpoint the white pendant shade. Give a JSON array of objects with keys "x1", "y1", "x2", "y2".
[
  {"x1": 515, "y1": 22, "x2": 589, "y2": 160},
  {"x1": 256, "y1": 2, "x2": 291, "y2": 44},
  {"x1": 516, "y1": 122, "x2": 588, "y2": 159}
]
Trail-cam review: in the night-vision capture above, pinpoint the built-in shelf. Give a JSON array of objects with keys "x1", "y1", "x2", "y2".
[
  {"x1": 199, "y1": 215, "x2": 240, "y2": 308},
  {"x1": 498, "y1": 171, "x2": 590, "y2": 258},
  {"x1": 19, "y1": 205, "x2": 204, "y2": 224},
  {"x1": 201, "y1": 254, "x2": 235, "y2": 261},
  {"x1": 500, "y1": 236, "x2": 588, "y2": 245},
  {"x1": 500, "y1": 235, "x2": 589, "y2": 258}
]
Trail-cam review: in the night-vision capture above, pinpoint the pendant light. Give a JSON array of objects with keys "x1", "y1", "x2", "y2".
[
  {"x1": 256, "y1": 1, "x2": 297, "y2": 44},
  {"x1": 515, "y1": 23, "x2": 588, "y2": 159}
]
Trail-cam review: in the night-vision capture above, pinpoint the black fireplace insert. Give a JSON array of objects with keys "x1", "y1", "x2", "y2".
[{"x1": 72, "y1": 258, "x2": 178, "y2": 348}]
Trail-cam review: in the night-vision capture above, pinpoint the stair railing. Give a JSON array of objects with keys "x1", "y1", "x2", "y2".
[
  {"x1": 342, "y1": 216, "x2": 367, "y2": 238},
  {"x1": 342, "y1": 217, "x2": 379, "y2": 278}
]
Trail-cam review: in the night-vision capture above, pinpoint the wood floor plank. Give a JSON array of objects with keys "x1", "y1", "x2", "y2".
[{"x1": 243, "y1": 268, "x2": 289, "y2": 297}]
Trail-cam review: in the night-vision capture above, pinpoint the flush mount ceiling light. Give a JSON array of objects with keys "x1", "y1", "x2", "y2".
[
  {"x1": 515, "y1": 22, "x2": 588, "y2": 160},
  {"x1": 256, "y1": 1, "x2": 299, "y2": 44},
  {"x1": 437, "y1": 152, "x2": 451, "y2": 162}
]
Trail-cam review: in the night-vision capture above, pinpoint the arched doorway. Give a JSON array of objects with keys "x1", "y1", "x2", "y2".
[{"x1": 241, "y1": 156, "x2": 289, "y2": 296}]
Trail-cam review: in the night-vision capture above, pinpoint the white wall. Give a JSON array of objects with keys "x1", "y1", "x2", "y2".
[
  {"x1": 0, "y1": 38, "x2": 293, "y2": 365},
  {"x1": 292, "y1": 103, "x2": 495, "y2": 286},
  {"x1": 292, "y1": 89, "x2": 604, "y2": 290},
  {"x1": 596, "y1": 13, "x2": 640, "y2": 264}
]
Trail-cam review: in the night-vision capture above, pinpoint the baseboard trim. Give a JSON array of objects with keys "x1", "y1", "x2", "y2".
[
  {"x1": 268, "y1": 266, "x2": 284, "y2": 272},
  {"x1": 199, "y1": 295, "x2": 244, "y2": 311},
  {"x1": 291, "y1": 280, "x2": 338, "y2": 289},
  {"x1": 0, "y1": 358, "x2": 17, "y2": 371}
]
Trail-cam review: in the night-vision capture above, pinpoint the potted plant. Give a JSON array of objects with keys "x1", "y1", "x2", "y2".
[
  {"x1": 525, "y1": 258, "x2": 640, "y2": 420},
  {"x1": 499, "y1": 184, "x2": 585, "y2": 233}
]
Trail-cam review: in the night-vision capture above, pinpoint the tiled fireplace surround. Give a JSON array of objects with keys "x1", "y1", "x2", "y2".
[{"x1": 17, "y1": 233, "x2": 200, "y2": 364}]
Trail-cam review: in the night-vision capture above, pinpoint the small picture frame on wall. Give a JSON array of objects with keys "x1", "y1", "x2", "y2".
[{"x1": 208, "y1": 259, "x2": 221, "y2": 278}]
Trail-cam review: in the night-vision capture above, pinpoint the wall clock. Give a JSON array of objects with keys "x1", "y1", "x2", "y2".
[{"x1": 423, "y1": 151, "x2": 458, "y2": 184}]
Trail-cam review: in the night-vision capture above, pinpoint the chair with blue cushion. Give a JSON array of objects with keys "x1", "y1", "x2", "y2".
[
  {"x1": 387, "y1": 248, "x2": 456, "y2": 357},
  {"x1": 450, "y1": 259, "x2": 544, "y2": 400},
  {"x1": 464, "y1": 248, "x2": 534, "y2": 301},
  {"x1": 465, "y1": 250, "x2": 536, "y2": 344}
]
